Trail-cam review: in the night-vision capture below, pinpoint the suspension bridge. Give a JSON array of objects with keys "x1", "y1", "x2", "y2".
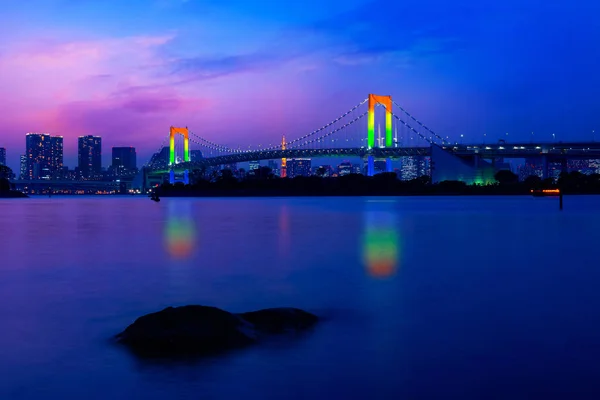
[{"x1": 143, "y1": 93, "x2": 600, "y2": 188}]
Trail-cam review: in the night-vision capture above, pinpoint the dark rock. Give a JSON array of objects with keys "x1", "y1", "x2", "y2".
[
  {"x1": 238, "y1": 308, "x2": 319, "y2": 334},
  {"x1": 116, "y1": 305, "x2": 318, "y2": 357}
]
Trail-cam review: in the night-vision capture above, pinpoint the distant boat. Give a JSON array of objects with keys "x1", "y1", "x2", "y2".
[
  {"x1": 150, "y1": 192, "x2": 160, "y2": 202},
  {"x1": 531, "y1": 188, "x2": 560, "y2": 197}
]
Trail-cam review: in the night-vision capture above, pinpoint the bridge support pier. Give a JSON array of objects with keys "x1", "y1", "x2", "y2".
[
  {"x1": 386, "y1": 158, "x2": 392, "y2": 173},
  {"x1": 367, "y1": 156, "x2": 375, "y2": 177},
  {"x1": 184, "y1": 170, "x2": 189, "y2": 185},
  {"x1": 169, "y1": 170, "x2": 175, "y2": 184}
]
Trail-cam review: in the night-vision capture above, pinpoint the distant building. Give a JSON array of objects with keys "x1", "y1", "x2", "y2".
[
  {"x1": 0, "y1": 147, "x2": 5, "y2": 166},
  {"x1": 190, "y1": 150, "x2": 203, "y2": 162},
  {"x1": 249, "y1": 161, "x2": 260, "y2": 171},
  {"x1": 568, "y1": 159, "x2": 596, "y2": 175},
  {"x1": 287, "y1": 158, "x2": 311, "y2": 178},
  {"x1": 352, "y1": 164, "x2": 362, "y2": 175},
  {"x1": 25, "y1": 133, "x2": 61, "y2": 180},
  {"x1": 78, "y1": 135, "x2": 102, "y2": 179},
  {"x1": 111, "y1": 147, "x2": 137, "y2": 174},
  {"x1": 50, "y1": 136, "x2": 63, "y2": 178},
  {"x1": 19, "y1": 155, "x2": 27, "y2": 180},
  {"x1": 313, "y1": 165, "x2": 333, "y2": 177},
  {"x1": 590, "y1": 159, "x2": 600, "y2": 174},
  {"x1": 374, "y1": 160, "x2": 387, "y2": 175},
  {"x1": 400, "y1": 156, "x2": 428, "y2": 180},
  {"x1": 267, "y1": 160, "x2": 279, "y2": 176},
  {"x1": 338, "y1": 161, "x2": 352, "y2": 176},
  {"x1": 148, "y1": 147, "x2": 169, "y2": 170}
]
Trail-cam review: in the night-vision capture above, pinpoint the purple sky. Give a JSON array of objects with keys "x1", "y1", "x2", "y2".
[{"x1": 1, "y1": 0, "x2": 599, "y2": 170}]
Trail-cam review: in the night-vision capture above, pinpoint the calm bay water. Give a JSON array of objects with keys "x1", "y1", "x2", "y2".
[{"x1": 1, "y1": 195, "x2": 600, "y2": 399}]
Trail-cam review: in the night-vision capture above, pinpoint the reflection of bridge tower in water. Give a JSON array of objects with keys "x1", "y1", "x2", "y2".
[
  {"x1": 280, "y1": 134, "x2": 287, "y2": 178},
  {"x1": 367, "y1": 94, "x2": 394, "y2": 176},
  {"x1": 362, "y1": 200, "x2": 401, "y2": 278},
  {"x1": 169, "y1": 126, "x2": 190, "y2": 184}
]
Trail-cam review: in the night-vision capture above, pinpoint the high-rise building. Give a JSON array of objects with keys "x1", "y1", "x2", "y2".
[
  {"x1": 287, "y1": 158, "x2": 311, "y2": 178},
  {"x1": 50, "y1": 136, "x2": 63, "y2": 177},
  {"x1": 78, "y1": 135, "x2": 102, "y2": 179},
  {"x1": 19, "y1": 155, "x2": 27, "y2": 180},
  {"x1": 111, "y1": 147, "x2": 137, "y2": 173},
  {"x1": 0, "y1": 147, "x2": 6, "y2": 166},
  {"x1": 25, "y1": 133, "x2": 52, "y2": 180},
  {"x1": 249, "y1": 161, "x2": 260, "y2": 171}
]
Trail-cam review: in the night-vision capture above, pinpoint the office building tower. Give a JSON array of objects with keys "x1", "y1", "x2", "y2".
[
  {"x1": 25, "y1": 133, "x2": 53, "y2": 180},
  {"x1": 78, "y1": 135, "x2": 102, "y2": 179},
  {"x1": 112, "y1": 147, "x2": 137, "y2": 174},
  {"x1": 19, "y1": 155, "x2": 27, "y2": 180},
  {"x1": 287, "y1": 158, "x2": 311, "y2": 178},
  {"x1": 0, "y1": 147, "x2": 5, "y2": 166},
  {"x1": 50, "y1": 136, "x2": 63, "y2": 177}
]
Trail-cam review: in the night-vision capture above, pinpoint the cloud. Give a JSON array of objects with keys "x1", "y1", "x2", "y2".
[{"x1": 170, "y1": 50, "x2": 302, "y2": 83}]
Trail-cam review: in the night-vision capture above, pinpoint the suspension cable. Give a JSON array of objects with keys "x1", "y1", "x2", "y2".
[{"x1": 393, "y1": 101, "x2": 447, "y2": 145}]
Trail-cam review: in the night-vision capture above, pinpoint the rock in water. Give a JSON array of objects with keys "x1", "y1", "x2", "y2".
[
  {"x1": 116, "y1": 305, "x2": 318, "y2": 357},
  {"x1": 115, "y1": 306, "x2": 256, "y2": 356}
]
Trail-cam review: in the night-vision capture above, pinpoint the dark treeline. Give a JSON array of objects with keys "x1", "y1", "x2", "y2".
[
  {"x1": 0, "y1": 166, "x2": 27, "y2": 198},
  {"x1": 156, "y1": 167, "x2": 600, "y2": 197}
]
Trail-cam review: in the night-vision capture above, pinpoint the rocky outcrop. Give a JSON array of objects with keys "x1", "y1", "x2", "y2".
[{"x1": 115, "y1": 305, "x2": 318, "y2": 357}]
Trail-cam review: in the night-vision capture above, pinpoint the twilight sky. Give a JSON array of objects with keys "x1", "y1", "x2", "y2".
[{"x1": 0, "y1": 0, "x2": 599, "y2": 169}]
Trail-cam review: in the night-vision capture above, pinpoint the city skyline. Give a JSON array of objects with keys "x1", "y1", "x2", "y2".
[{"x1": 1, "y1": 0, "x2": 600, "y2": 170}]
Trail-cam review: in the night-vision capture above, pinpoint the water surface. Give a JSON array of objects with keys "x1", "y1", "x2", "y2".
[{"x1": 1, "y1": 195, "x2": 599, "y2": 399}]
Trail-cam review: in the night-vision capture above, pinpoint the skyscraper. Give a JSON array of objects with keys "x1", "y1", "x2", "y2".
[
  {"x1": 0, "y1": 147, "x2": 6, "y2": 166},
  {"x1": 25, "y1": 133, "x2": 63, "y2": 180},
  {"x1": 25, "y1": 133, "x2": 51, "y2": 179},
  {"x1": 78, "y1": 135, "x2": 102, "y2": 179},
  {"x1": 50, "y1": 136, "x2": 63, "y2": 177},
  {"x1": 111, "y1": 147, "x2": 137, "y2": 173}
]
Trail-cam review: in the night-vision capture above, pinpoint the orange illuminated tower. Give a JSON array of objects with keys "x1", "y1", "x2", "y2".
[
  {"x1": 169, "y1": 126, "x2": 189, "y2": 165},
  {"x1": 281, "y1": 134, "x2": 287, "y2": 178}
]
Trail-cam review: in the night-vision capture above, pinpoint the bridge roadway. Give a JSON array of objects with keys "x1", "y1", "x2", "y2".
[
  {"x1": 159, "y1": 141, "x2": 600, "y2": 171},
  {"x1": 162, "y1": 147, "x2": 429, "y2": 171}
]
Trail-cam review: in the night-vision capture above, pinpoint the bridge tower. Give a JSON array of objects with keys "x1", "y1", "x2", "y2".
[
  {"x1": 367, "y1": 94, "x2": 393, "y2": 176},
  {"x1": 281, "y1": 134, "x2": 287, "y2": 178},
  {"x1": 169, "y1": 126, "x2": 190, "y2": 184},
  {"x1": 169, "y1": 127, "x2": 190, "y2": 165}
]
